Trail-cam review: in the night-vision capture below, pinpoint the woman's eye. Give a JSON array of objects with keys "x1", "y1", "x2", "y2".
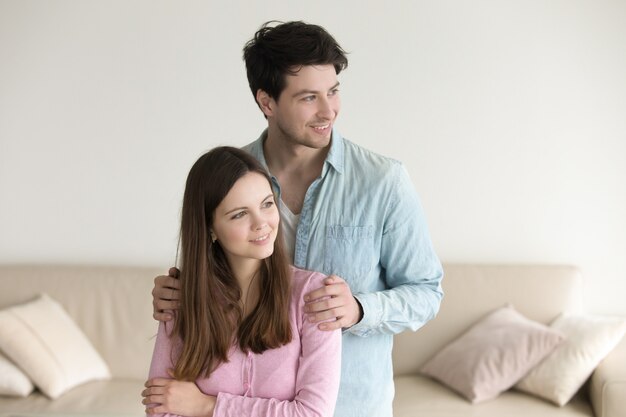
[
  {"x1": 263, "y1": 201, "x2": 274, "y2": 209},
  {"x1": 232, "y1": 211, "x2": 246, "y2": 219}
]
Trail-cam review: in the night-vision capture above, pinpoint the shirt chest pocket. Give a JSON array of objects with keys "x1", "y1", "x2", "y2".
[{"x1": 323, "y1": 225, "x2": 375, "y2": 286}]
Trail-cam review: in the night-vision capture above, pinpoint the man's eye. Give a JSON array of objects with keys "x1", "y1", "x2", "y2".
[
  {"x1": 329, "y1": 89, "x2": 339, "y2": 96},
  {"x1": 303, "y1": 95, "x2": 315, "y2": 102}
]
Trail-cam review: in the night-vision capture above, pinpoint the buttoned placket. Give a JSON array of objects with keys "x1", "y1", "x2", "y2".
[
  {"x1": 242, "y1": 350, "x2": 253, "y2": 396},
  {"x1": 293, "y1": 161, "x2": 332, "y2": 269}
]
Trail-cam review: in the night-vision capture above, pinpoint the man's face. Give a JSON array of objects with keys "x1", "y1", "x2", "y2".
[{"x1": 265, "y1": 64, "x2": 341, "y2": 149}]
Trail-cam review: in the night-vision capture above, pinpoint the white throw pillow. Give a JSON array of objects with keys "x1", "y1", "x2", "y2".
[
  {"x1": 420, "y1": 305, "x2": 564, "y2": 403},
  {"x1": 516, "y1": 313, "x2": 626, "y2": 406},
  {"x1": 0, "y1": 351, "x2": 34, "y2": 397},
  {"x1": 0, "y1": 293, "x2": 111, "y2": 399}
]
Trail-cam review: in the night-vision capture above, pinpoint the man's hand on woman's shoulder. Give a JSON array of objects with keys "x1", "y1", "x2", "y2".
[
  {"x1": 152, "y1": 267, "x2": 181, "y2": 321},
  {"x1": 303, "y1": 275, "x2": 363, "y2": 331}
]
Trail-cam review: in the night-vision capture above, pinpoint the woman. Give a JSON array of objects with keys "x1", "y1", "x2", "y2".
[{"x1": 142, "y1": 147, "x2": 341, "y2": 417}]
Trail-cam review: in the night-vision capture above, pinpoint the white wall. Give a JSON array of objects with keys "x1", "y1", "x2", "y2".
[{"x1": 1, "y1": 1, "x2": 625, "y2": 314}]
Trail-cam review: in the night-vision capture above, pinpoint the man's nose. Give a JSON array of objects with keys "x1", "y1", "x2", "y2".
[{"x1": 317, "y1": 97, "x2": 334, "y2": 118}]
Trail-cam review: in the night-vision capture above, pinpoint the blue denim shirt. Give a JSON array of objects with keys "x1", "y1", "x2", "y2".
[{"x1": 244, "y1": 129, "x2": 443, "y2": 417}]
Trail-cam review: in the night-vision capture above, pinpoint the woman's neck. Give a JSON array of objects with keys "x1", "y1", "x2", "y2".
[{"x1": 229, "y1": 257, "x2": 262, "y2": 317}]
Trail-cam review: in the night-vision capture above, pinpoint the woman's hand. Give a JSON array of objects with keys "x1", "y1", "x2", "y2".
[{"x1": 142, "y1": 370, "x2": 216, "y2": 416}]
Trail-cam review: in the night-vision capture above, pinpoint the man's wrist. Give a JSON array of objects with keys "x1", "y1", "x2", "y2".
[
  {"x1": 343, "y1": 296, "x2": 364, "y2": 330},
  {"x1": 354, "y1": 296, "x2": 364, "y2": 324}
]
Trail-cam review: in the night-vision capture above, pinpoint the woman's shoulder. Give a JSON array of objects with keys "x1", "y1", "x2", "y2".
[{"x1": 289, "y1": 266, "x2": 327, "y2": 297}]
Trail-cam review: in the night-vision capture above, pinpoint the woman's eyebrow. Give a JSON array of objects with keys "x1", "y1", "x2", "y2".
[{"x1": 224, "y1": 194, "x2": 274, "y2": 215}]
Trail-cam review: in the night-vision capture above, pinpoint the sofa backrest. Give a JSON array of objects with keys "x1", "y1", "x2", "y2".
[
  {"x1": 392, "y1": 263, "x2": 584, "y2": 376},
  {"x1": 0, "y1": 264, "x2": 161, "y2": 380},
  {"x1": 2, "y1": 263, "x2": 584, "y2": 381}
]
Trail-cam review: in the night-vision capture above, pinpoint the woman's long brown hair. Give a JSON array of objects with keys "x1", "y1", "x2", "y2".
[{"x1": 173, "y1": 146, "x2": 292, "y2": 380}]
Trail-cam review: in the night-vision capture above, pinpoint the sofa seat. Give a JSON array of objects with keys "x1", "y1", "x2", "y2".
[
  {"x1": 394, "y1": 375, "x2": 593, "y2": 417},
  {"x1": 0, "y1": 380, "x2": 144, "y2": 416}
]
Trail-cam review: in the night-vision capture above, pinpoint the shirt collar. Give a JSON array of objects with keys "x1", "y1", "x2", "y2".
[
  {"x1": 247, "y1": 130, "x2": 270, "y2": 171},
  {"x1": 325, "y1": 128, "x2": 344, "y2": 174},
  {"x1": 249, "y1": 128, "x2": 345, "y2": 175}
]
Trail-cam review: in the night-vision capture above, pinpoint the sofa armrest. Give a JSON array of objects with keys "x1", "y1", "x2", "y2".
[{"x1": 590, "y1": 335, "x2": 626, "y2": 417}]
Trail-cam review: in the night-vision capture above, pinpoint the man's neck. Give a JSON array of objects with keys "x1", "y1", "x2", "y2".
[
  {"x1": 263, "y1": 133, "x2": 329, "y2": 179},
  {"x1": 262, "y1": 130, "x2": 331, "y2": 214}
]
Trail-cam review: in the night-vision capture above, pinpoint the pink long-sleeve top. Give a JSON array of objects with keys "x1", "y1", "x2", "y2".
[{"x1": 148, "y1": 266, "x2": 342, "y2": 417}]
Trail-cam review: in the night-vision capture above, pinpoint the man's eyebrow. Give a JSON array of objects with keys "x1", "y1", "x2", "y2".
[{"x1": 292, "y1": 82, "x2": 341, "y2": 98}]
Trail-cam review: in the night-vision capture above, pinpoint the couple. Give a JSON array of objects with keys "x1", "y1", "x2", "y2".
[{"x1": 142, "y1": 21, "x2": 443, "y2": 417}]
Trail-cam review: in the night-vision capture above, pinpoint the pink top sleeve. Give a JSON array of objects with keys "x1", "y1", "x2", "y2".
[{"x1": 147, "y1": 319, "x2": 183, "y2": 417}]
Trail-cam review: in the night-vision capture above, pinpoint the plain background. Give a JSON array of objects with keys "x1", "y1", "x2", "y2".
[{"x1": 1, "y1": 1, "x2": 625, "y2": 315}]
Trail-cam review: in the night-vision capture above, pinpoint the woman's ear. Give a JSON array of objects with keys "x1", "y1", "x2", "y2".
[{"x1": 210, "y1": 231, "x2": 217, "y2": 243}]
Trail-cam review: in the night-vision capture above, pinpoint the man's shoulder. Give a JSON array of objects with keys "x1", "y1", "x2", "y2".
[
  {"x1": 241, "y1": 140, "x2": 258, "y2": 155},
  {"x1": 341, "y1": 137, "x2": 402, "y2": 170},
  {"x1": 340, "y1": 137, "x2": 404, "y2": 180}
]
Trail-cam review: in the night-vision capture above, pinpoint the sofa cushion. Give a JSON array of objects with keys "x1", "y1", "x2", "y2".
[
  {"x1": 393, "y1": 374, "x2": 593, "y2": 417},
  {"x1": 420, "y1": 305, "x2": 564, "y2": 403},
  {"x1": 0, "y1": 352, "x2": 33, "y2": 397},
  {"x1": 0, "y1": 379, "x2": 145, "y2": 415},
  {"x1": 0, "y1": 293, "x2": 111, "y2": 399},
  {"x1": 516, "y1": 313, "x2": 626, "y2": 406}
]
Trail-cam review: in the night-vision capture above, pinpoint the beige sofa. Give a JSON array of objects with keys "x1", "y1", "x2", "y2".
[{"x1": 0, "y1": 264, "x2": 624, "y2": 417}]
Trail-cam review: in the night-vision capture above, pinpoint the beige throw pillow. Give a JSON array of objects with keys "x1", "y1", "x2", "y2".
[
  {"x1": 420, "y1": 305, "x2": 564, "y2": 403},
  {"x1": 516, "y1": 313, "x2": 626, "y2": 406},
  {"x1": 0, "y1": 293, "x2": 111, "y2": 399},
  {"x1": 0, "y1": 351, "x2": 34, "y2": 397}
]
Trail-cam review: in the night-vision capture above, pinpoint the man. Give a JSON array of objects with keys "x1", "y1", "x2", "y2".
[{"x1": 150, "y1": 21, "x2": 443, "y2": 417}]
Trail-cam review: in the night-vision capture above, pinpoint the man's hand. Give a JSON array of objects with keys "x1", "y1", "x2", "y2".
[
  {"x1": 303, "y1": 275, "x2": 363, "y2": 331},
  {"x1": 152, "y1": 267, "x2": 181, "y2": 321},
  {"x1": 142, "y1": 370, "x2": 215, "y2": 416}
]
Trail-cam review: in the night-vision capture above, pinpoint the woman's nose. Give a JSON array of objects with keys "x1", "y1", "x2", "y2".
[{"x1": 252, "y1": 214, "x2": 267, "y2": 230}]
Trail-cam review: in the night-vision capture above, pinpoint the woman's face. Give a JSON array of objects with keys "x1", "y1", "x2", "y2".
[{"x1": 211, "y1": 172, "x2": 280, "y2": 267}]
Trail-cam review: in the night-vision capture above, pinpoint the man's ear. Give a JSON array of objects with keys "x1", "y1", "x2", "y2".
[{"x1": 256, "y1": 90, "x2": 274, "y2": 118}]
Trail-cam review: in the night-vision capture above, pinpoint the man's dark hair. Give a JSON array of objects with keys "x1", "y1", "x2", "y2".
[{"x1": 243, "y1": 21, "x2": 348, "y2": 103}]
